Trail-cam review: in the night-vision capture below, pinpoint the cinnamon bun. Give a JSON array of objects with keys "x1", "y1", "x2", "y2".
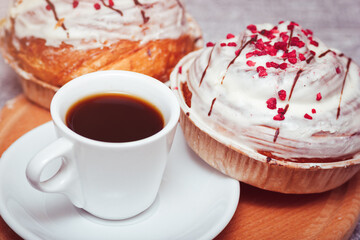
[
  {"x1": 0, "y1": 0, "x2": 202, "y2": 108},
  {"x1": 170, "y1": 21, "x2": 360, "y2": 193}
]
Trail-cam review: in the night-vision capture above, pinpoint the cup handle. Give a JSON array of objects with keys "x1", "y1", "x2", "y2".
[{"x1": 26, "y1": 137, "x2": 84, "y2": 208}]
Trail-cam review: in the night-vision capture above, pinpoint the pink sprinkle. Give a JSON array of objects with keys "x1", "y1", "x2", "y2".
[
  {"x1": 316, "y1": 92, "x2": 322, "y2": 101},
  {"x1": 173, "y1": 87, "x2": 178, "y2": 90},
  {"x1": 246, "y1": 60, "x2": 256, "y2": 67},
  {"x1": 220, "y1": 43, "x2": 226, "y2": 47},
  {"x1": 73, "y1": 0, "x2": 79, "y2": 8},
  {"x1": 273, "y1": 114, "x2": 285, "y2": 121},
  {"x1": 257, "y1": 66, "x2": 268, "y2": 77},
  {"x1": 310, "y1": 40, "x2": 319, "y2": 47},
  {"x1": 312, "y1": 108, "x2": 316, "y2": 114},
  {"x1": 178, "y1": 66, "x2": 182, "y2": 74},
  {"x1": 247, "y1": 24, "x2": 257, "y2": 33},
  {"x1": 226, "y1": 33, "x2": 235, "y2": 39},
  {"x1": 304, "y1": 113, "x2": 313, "y2": 120},
  {"x1": 246, "y1": 52, "x2": 254, "y2": 58},
  {"x1": 277, "y1": 108, "x2": 285, "y2": 114},
  {"x1": 288, "y1": 58, "x2": 297, "y2": 64},
  {"x1": 266, "y1": 98, "x2": 277, "y2": 110},
  {"x1": 279, "y1": 63, "x2": 287, "y2": 70},
  {"x1": 336, "y1": 67, "x2": 341, "y2": 74},
  {"x1": 299, "y1": 53, "x2": 306, "y2": 61},
  {"x1": 94, "y1": 3, "x2": 101, "y2": 10},
  {"x1": 206, "y1": 42, "x2": 215, "y2": 47},
  {"x1": 278, "y1": 90, "x2": 287, "y2": 101},
  {"x1": 46, "y1": 4, "x2": 52, "y2": 10},
  {"x1": 227, "y1": 42, "x2": 237, "y2": 47}
]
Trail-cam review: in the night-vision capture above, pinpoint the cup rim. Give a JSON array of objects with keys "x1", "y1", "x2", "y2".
[{"x1": 50, "y1": 70, "x2": 180, "y2": 148}]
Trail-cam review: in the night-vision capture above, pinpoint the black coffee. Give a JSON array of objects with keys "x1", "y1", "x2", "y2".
[{"x1": 66, "y1": 93, "x2": 164, "y2": 142}]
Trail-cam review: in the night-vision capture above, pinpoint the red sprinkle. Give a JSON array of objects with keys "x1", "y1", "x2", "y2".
[
  {"x1": 246, "y1": 60, "x2": 256, "y2": 67},
  {"x1": 109, "y1": 0, "x2": 114, "y2": 7},
  {"x1": 273, "y1": 114, "x2": 285, "y2": 121},
  {"x1": 287, "y1": 24, "x2": 294, "y2": 30},
  {"x1": 206, "y1": 42, "x2": 215, "y2": 47},
  {"x1": 178, "y1": 66, "x2": 182, "y2": 74},
  {"x1": 73, "y1": 1, "x2": 79, "y2": 8},
  {"x1": 94, "y1": 3, "x2": 101, "y2": 10},
  {"x1": 290, "y1": 37, "x2": 305, "y2": 48},
  {"x1": 288, "y1": 58, "x2": 297, "y2": 64},
  {"x1": 257, "y1": 66, "x2": 268, "y2": 77},
  {"x1": 247, "y1": 24, "x2": 257, "y2": 33},
  {"x1": 46, "y1": 4, "x2": 52, "y2": 10},
  {"x1": 279, "y1": 21, "x2": 284, "y2": 24},
  {"x1": 279, "y1": 63, "x2": 287, "y2": 70},
  {"x1": 173, "y1": 87, "x2": 178, "y2": 90},
  {"x1": 235, "y1": 49, "x2": 241, "y2": 56},
  {"x1": 266, "y1": 98, "x2": 277, "y2": 110},
  {"x1": 220, "y1": 43, "x2": 227, "y2": 47},
  {"x1": 227, "y1": 42, "x2": 237, "y2": 47},
  {"x1": 266, "y1": 62, "x2": 279, "y2": 69},
  {"x1": 304, "y1": 113, "x2": 313, "y2": 120},
  {"x1": 316, "y1": 92, "x2": 322, "y2": 101},
  {"x1": 312, "y1": 108, "x2": 316, "y2": 114},
  {"x1": 299, "y1": 53, "x2": 306, "y2": 61},
  {"x1": 310, "y1": 40, "x2": 319, "y2": 47},
  {"x1": 310, "y1": 50, "x2": 316, "y2": 56},
  {"x1": 279, "y1": 32, "x2": 289, "y2": 42},
  {"x1": 336, "y1": 67, "x2": 341, "y2": 74},
  {"x1": 277, "y1": 108, "x2": 285, "y2": 114},
  {"x1": 286, "y1": 50, "x2": 297, "y2": 58},
  {"x1": 246, "y1": 52, "x2": 254, "y2": 58},
  {"x1": 278, "y1": 90, "x2": 287, "y2": 100},
  {"x1": 226, "y1": 33, "x2": 235, "y2": 39}
]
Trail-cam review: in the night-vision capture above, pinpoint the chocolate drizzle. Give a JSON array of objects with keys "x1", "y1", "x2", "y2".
[
  {"x1": 101, "y1": 0, "x2": 123, "y2": 16},
  {"x1": 208, "y1": 98, "x2": 217, "y2": 116},
  {"x1": 273, "y1": 128, "x2": 280, "y2": 142},
  {"x1": 181, "y1": 82, "x2": 192, "y2": 108},
  {"x1": 318, "y1": 49, "x2": 332, "y2": 58},
  {"x1": 221, "y1": 37, "x2": 256, "y2": 84},
  {"x1": 199, "y1": 46, "x2": 215, "y2": 87},
  {"x1": 45, "y1": 0, "x2": 67, "y2": 32},
  {"x1": 133, "y1": 0, "x2": 151, "y2": 24},
  {"x1": 286, "y1": 28, "x2": 294, "y2": 50},
  {"x1": 336, "y1": 58, "x2": 352, "y2": 119},
  {"x1": 288, "y1": 69, "x2": 304, "y2": 101},
  {"x1": 306, "y1": 55, "x2": 314, "y2": 64}
]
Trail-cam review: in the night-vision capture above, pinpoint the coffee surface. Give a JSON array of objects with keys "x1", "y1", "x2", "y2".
[{"x1": 66, "y1": 93, "x2": 164, "y2": 142}]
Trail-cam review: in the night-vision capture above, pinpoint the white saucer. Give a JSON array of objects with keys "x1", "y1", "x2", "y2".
[{"x1": 0, "y1": 122, "x2": 240, "y2": 240}]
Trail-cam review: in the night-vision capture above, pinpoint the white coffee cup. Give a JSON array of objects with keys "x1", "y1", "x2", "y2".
[{"x1": 26, "y1": 70, "x2": 180, "y2": 220}]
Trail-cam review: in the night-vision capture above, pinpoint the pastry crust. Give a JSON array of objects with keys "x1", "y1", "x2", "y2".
[
  {"x1": 180, "y1": 109, "x2": 360, "y2": 193},
  {"x1": 170, "y1": 21, "x2": 360, "y2": 194},
  {"x1": 0, "y1": 0, "x2": 203, "y2": 109}
]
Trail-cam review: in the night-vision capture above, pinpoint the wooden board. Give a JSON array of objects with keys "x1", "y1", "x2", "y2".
[{"x1": 1, "y1": 95, "x2": 360, "y2": 240}]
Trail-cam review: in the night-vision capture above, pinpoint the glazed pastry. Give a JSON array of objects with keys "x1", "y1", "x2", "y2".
[
  {"x1": 170, "y1": 21, "x2": 360, "y2": 193},
  {"x1": 0, "y1": 0, "x2": 202, "y2": 108}
]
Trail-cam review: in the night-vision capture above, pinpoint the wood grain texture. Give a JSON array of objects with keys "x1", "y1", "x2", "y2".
[{"x1": 0, "y1": 95, "x2": 360, "y2": 240}]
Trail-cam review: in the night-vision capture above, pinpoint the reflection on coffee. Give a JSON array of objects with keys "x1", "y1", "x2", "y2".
[{"x1": 66, "y1": 93, "x2": 164, "y2": 142}]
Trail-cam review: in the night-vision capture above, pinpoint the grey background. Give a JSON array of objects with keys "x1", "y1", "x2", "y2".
[{"x1": 1, "y1": 0, "x2": 360, "y2": 238}]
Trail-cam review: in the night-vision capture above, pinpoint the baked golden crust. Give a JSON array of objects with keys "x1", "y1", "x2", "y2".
[
  {"x1": 0, "y1": 29, "x2": 199, "y2": 86},
  {"x1": 180, "y1": 110, "x2": 360, "y2": 193},
  {"x1": 0, "y1": 14, "x2": 202, "y2": 108}
]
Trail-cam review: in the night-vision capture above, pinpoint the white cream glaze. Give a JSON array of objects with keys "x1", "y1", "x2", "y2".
[
  {"x1": 171, "y1": 21, "x2": 360, "y2": 161},
  {"x1": 4, "y1": 0, "x2": 197, "y2": 50}
]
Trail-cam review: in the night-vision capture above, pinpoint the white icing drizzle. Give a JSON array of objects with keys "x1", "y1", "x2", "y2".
[
  {"x1": 5, "y1": 0, "x2": 196, "y2": 50},
  {"x1": 171, "y1": 21, "x2": 360, "y2": 162}
]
